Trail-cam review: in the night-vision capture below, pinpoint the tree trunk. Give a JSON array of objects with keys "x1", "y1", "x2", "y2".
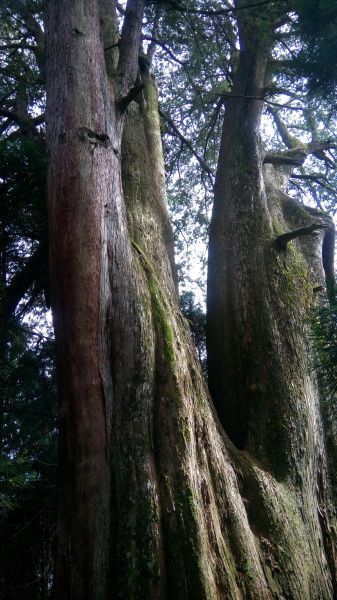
[
  {"x1": 46, "y1": 1, "x2": 337, "y2": 598},
  {"x1": 207, "y1": 3, "x2": 337, "y2": 597}
]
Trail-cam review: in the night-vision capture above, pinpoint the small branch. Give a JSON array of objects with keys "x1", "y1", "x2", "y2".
[
  {"x1": 142, "y1": 35, "x2": 187, "y2": 67},
  {"x1": 142, "y1": 35, "x2": 201, "y2": 96},
  {"x1": 273, "y1": 223, "x2": 327, "y2": 250},
  {"x1": 117, "y1": 82, "x2": 145, "y2": 112},
  {"x1": 159, "y1": 108, "x2": 213, "y2": 177},
  {"x1": 220, "y1": 93, "x2": 304, "y2": 111},
  {"x1": 290, "y1": 173, "x2": 337, "y2": 197},
  {"x1": 0, "y1": 108, "x2": 45, "y2": 148},
  {"x1": 3, "y1": 241, "x2": 48, "y2": 320},
  {"x1": 202, "y1": 97, "x2": 224, "y2": 159},
  {"x1": 268, "y1": 108, "x2": 298, "y2": 149},
  {"x1": 7, "y1": 0, "x2": 45, "y2": 74},
  {"x1": 0, "y1": 42, "x2": 36, "y2": 51}
]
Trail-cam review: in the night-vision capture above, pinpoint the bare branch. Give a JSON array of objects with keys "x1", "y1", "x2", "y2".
[
  {"x1": 268, "y1": 108, "x2": 298, "y2": 149},
  {"x1": 7, "y1": 0, "x2": 45, "y2": 74},
  {"x1": 159, "y1": 108, "x2": 214, "y2": 177},
  {"x1": 0, "y1": 42, "x2": 36, "y2": 51},
  {"x1": 3, "y1": 242, "x2": 48, "y2": 320},
  {"x1": 290, "y1": 173, "x2": 337, "y2": 198},
  {"x1": 142, "y1": 35, "x2": 187, "y2": 67},
  {"x1": 0, "y1": 108, "x2": 45, "y2": 145},
  {"x1": 220, "y1": 93, "x2": 304, "y2": 111},
  {"x1": 264, "y1": 148, "x2": 307, "y2": 166},
  {"x1": 273, "y1": 223, "x2": 327, "y2": 250}
]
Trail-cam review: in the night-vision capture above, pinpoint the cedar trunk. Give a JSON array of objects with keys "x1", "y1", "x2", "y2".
[{"x1": 46, "y1": 1, "x2": 337, "y2": 598}]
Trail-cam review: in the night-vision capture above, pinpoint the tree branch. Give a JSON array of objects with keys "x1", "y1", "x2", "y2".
[
  {"x1": 6, "y1": 0, "x2": 45, "y2": 74},
  {"x1": 273, "y1": 223, "x2": 327, "y2": 250},
  {"x1": 142, "y1": 35, "x2": 187, "y2": 67},
  {"x1": 264, "y1": 148, "x2": 308, "y2": 166},
  {"x1": 264, "y1": 139, "x2": 336, "y2": 167},
  {"x1": 220, "y1": 93, "x2": 304, "y2": 111},
  {"x1": 146, "y1": 0, "x2": 280, "y2": 18},
  {"x1": 159, "y1": 108, "x2": 213, "y2": 177},
  {"x1": 3, "y1": 242, "x2": 49, "y2": 320},
  {"x1": 290, "y1": 173, "x2": 337, "y2": 197},
  {"x1": 0, "y1": 108, "x2": 45, "y2": 146},
  {"x1": 0, "y1": 42, "x2": 36, "y2": 51},
  {"x1": 268, "y1": 108, "x2": 298, "y2": 149}
]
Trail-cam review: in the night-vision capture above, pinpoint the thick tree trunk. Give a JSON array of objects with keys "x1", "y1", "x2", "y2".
[
  {"x1": 46, "y1": 1, "x2": 337, "y2": 598},
  {"x1": 46, "y1": 3, "x2": 114, "y2": 596},
  {"x1": 207, "y1": 3, "x2": 337, "y2": 598}
]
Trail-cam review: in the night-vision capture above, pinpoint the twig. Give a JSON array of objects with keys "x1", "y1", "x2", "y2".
[{"x1": 159, "y1": 108, "x2": 213, "y2": 177}]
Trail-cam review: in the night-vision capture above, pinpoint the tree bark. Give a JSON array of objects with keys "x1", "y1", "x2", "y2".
[
  {"x1": 207, "y1": 2, "x2": 337, "y2": 597},
  {"x1": 46, "y1": 1, "x2": 337, "y2": 598}
]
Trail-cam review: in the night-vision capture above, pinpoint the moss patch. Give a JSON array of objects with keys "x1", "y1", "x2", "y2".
[{"x1": 131, "y1": 240, "x2": 176, "y2": 370}]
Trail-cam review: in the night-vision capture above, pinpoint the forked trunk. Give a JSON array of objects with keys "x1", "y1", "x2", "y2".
[
  {"x1": 46, "y1": 1, "x2": 337, "y2": 598},
  {"x1": 207, "y1": 3, "x2": 337, "y2": 597}
]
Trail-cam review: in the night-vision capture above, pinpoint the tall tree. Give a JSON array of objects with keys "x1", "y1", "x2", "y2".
[{"x1": 34, "y1": 0, "x2": 337, "y2": 597}]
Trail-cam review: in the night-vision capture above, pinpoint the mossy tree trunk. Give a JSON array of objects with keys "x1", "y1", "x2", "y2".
[
  {"x1": 46, "y1": 1, "x2": 337, "y2": 598},
  {"x1": 207, "y1": 2, "x2": 337, "y2": 596}
]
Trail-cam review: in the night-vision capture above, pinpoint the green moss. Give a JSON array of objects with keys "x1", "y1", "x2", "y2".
[
  {"x1": 150, "y1": 278, "x2": 176, "y2": 368},
  {"x1": 280, "y1": 195, "x2": 311, "y2": 227},
  {"x1": 180, "y1": 418, "x2": 191, "y2": 445},
  {"x1": 180, "y1": 485, "x2": 198, "y2": 525},
  {"x1": 272, "y1": 217, "x2": 285, "y2": 236},
  {"x1": 269, "y1": 218, "x2": 313, "y2": 311},
  {"x1": 282, "y1": 244, "x2": 313, "y2": 308},
  {"x1": 131, "y1": 240, "x2": 176, "y2": 370},
  {"x1": 116, "y1": 466, "x2": 162, "y2": 599}
]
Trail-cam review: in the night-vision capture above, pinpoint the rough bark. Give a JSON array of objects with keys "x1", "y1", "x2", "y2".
[
  {"x1": 207, "y1": 2, "x2": 337, "y2": 597},
  {"x1": 45, "y1": 1, "x2": 121, "y2": 595},
  {"x1": 46, "y1": 1, "x2": 337, "y2": 598}
]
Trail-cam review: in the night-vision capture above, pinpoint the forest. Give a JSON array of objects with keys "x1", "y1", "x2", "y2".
[{"x1": 1, "y1": 0, "x2": 337, "y2": 598}]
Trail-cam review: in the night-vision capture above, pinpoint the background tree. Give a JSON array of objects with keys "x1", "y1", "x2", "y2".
[{"x1": 0, "y1": 3, "x2": 56, "y2": 597}]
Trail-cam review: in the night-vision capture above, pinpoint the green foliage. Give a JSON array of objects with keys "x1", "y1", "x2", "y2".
[
  {"x1": 295, "y1": 0, "x2": 337, "y2": 95},
  {"x1": 180, "y1": 291, "x2": 207, "y2": 373},
  {"x1": 0, "y1": 319, "x2": 57, "y2": 599},
  {"x1": 310, "y1": 284, "x2": 337, "y2": 402},
  {"x1": 0, "y1": 452, "x2": 38, "y2": 511}
]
